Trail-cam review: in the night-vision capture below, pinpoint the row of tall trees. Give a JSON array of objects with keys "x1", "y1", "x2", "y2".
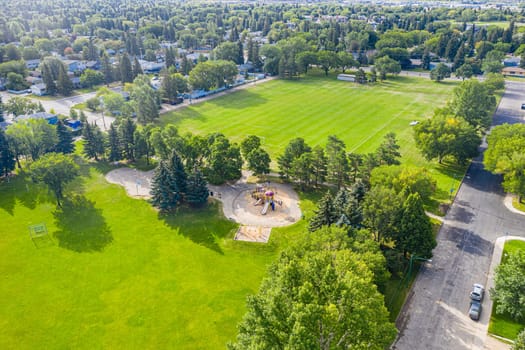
[
  {"x1": 1, "y1": 118, "x2": 74, "y2": 172},
  {"x1": 309, "y1": 164, "x2": 437, "y2": 260},
  {"x1": 414, "y1": 78, "x2": 498, "y2": 165},
  {"x1": 277, "y1": 133, "x2": 401, "y2": 190}
]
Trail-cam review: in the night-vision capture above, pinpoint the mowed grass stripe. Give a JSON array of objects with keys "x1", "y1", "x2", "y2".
[{"x1": 162, "y1": 72, "x2": 463, "y2": 204}]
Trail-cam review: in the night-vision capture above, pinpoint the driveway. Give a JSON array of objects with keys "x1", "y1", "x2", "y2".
[{"x1": 393, "y1": 80, "x2": 525, "y2": 350}]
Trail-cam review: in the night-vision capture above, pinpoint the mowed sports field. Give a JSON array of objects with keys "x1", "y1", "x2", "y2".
[{"x1": 163, "y1": 72, "x2": 463, "y2": 203}]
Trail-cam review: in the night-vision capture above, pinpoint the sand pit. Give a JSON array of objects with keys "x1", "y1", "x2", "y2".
[
  {"x1": 105, "y1": 167, "x2": 154, "y2": 198},
  {"x1": 105, "y1": 168, "x2": 302, "y2": 242}
]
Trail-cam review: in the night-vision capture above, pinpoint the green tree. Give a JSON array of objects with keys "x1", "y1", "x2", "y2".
[
  {"x1": 309, "y1": 191, "x2": 337, "y2": 232},
  {"x1": 491, "y1": 250, "x2": 525, "y2": 321},
  {"x1": 455, "y1": 63, "x2": 474, "y2": 80},
  {"x1": 481, "y1": 50, "x2": 504, "y2": 74},
  {"x1": 362, "y1": 186, "x2": 402, "y2": 242},
  {"x1": 82, "y1": 123, "x2": 105, "y2": 161},
  {"x1": 240, "y1": 135, "x2": 261, "y2": 160},
  {"x1": 484, "y1": 73, "x2": 505, "y2": 94},
  {"x1": 277, "y1": 137, "x2": 311, "y2": 180},
  {"x1": 168, "y1": 150, "x2": 187, "y2": 195},
  {"x1": 205, "y1": 134, "x2": 243, "y2": 185},
  {"x1": 374, "y1": 55, "x2": 401, "y2": 80},
  {"x1": 5, "y1": 97, "x2": 41, "y2": 116},
  {"x1": 80, "y1": 69, "x2": 104, "y2": 88},
  {"x1": 57, "y1": 64, "x2": 74, "y2": 96},
  {"x1": 101, "y1": 53, "x2": 114, "y2": 86},
  {"x1": 291, "y1": 152, "x2": 313, "y2": 189},
  {"x1": 41, "y1": 62, "x2": 57, "y2": 95},
  {"x1": 484, "y1": 124, "x2": 525, "y2": 202},
  {"x1": 337, "y1": 51, "x2": 358, "y2": 73},
  {"x1": 376, "y1": 132, "x2": 401, "y2": 166},
  {"x1": 185, "y1": 169, "x2": 209, "y2": 207},
  {"x1": 107, "y1": 123, "x2": 122, "y2": 162},
  {"x1": 6, "y1": 119, "x2": 57, "y2": 161},
  {"x1": 414, "y1": 113, "x2": 481, "y2": 164},
  {"x1": 513, "y1": 329, "x2": 525, "y2": 350},
  {"x1": 317, "y1": 50, "x2": 337, "y2": 76},
  {"x1": 229, "y1": 227, "x2": 396, "y2": 350},
  {"x1": 118, "y1": 118, "x2": 136, "y2": 161},
  {"x1": 430, "y1": 63, "x2": 451, "y2": 82},
  {"x1": 120, "y1": 53, "x2": 134, "y2": 84},
  {"x1": 131, "y1": 77, "x2": 160, "y2": 124},
  {"x1": 310, "y1": 145, "x2": 327, "y2": 187},
  {"x1": 6, "y1": 72, "x2": 28, "y2": 91},
  {"x1": 55, "y1": 119, "x2": 74, "y2": 154},
  {"x1": 132, "y1": 57, "x2": 143, "y2": 79},
  {"x1": 370, "y1": 165, "x2": 436, "y2": 202},
  {"x1": 397, "y1": 193, "x2": 436, "y2": 258},
  {"x1": 0, "y1": 128, "x2": 15, "y2": 176},
  {"x1": 246, "y1": 148, "x2": 271, "y2": 176},
  {"x1": 150, "y1": 160, "x2": 180, "y2": 212},
  {"x1": 448, "y1": 79, "x2": 495, "y2": 129},
  {"x1": 29, "y1": 153, "x2": 79, "y2": 207},
  {"x1": 326, "y1": 135, "x2": 348, "y2": 189},
  {"x1": 213, "y1": 41, "x2": 239, "y2": 63}
]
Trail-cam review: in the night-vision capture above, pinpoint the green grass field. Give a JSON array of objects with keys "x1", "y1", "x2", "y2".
[
  {"x1": 162, "y1": 72, "x2": 464, "y2": 206},
  {"x1": 488, "y1": 240, "x2": 525, "y2": 341},
  {"x1": 0, "y1": 162, "x2": 318, "y2": 349}
]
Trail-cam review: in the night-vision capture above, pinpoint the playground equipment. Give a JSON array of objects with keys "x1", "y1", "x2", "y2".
[{"x1": 252, "y1": 185, "x2": 281, "y2": 215}]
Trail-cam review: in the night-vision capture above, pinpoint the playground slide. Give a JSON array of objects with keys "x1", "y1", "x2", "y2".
[
  {"x1": 261, "y1": 202, "x2": 270, "y2": 215},
  {"x1": 254, "y1": 198, "x2": 262, "y2": 206}
]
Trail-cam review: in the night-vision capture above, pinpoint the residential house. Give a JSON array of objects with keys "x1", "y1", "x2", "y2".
[
  {"x1": 25, "y1": 59, "x2": 41, "y2": 70},
  {"x1": 503, "y1": 57, "x2": 521, "y2": 67},
  {"x1": 26, "y1": 76, "x2": 43, "y2": 86},
  {"x1": 30, "y1": 83, "x2": 47, "y2": 96},
  {"x1": 502, "y1": 66, "x2": 525, "y2": 77},
  {"x1": 62, "y1": 59, "x2": 85, "y2": 73},
  {"x1": 85, "y1": 60, "x2": 100, "y2": 70},
  {"x1": 16, "y1": 112, "x2": 58, "y2": 125}
]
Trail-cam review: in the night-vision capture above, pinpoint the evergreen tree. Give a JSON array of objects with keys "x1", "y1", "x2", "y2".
[
  {"x1": 165, "y1": 47, "x2": 176, "y2": 70},
  {"x1": 150, "y1": 160, "x2": 180, "y2": 211},
  {"x1": 308, "y1": 191, "x2": 337, "y2": 232},
  {"x1": 82, "y1": 123, "x2": 105, "y2": 161},
  {"x1": 107, "y1": 123, "x2": 122, "y2": 162},
  {"x1": 57, "y1": 64, "x2": 74, "y2": 96},
  {"x1": 169, "y1": 150, "x2": 187, "y2": 195},
  {"x1": 120, "y1": 53, "x2": 134, "y2": 84},
  {"x1": 55, "y1": 119, "x2": 74, "y2": 154},
  {"x1": 376, "y1": 132, "x2": 401, "y2": 166},
  {"x1": 397, "y1": 192, "x2": 436, "y2": 258},
  {"x1": 101, "y1": 53, "x2": 113, "y2": 85},
  {"x1": 185, "y1": 168, "x2": 209, "y2": 206},
  {"x1": 237, "y1": 40, "x2": 244, "y2": 64},
  {"x1": 333, "y1": 188, "x2": 350, "y2": 218},
  {"x1": 118, "y1": 118, "x2": 136, "y2": 161},
  {"x1": 132, "y1": 57, "x2": 143, "y2": 79},
  {"x1": 0, "y1": 128, "x2": 15, "y2": 177},
  {"x1": 42, "y1": 64, "x2": 57, "y2": 95},
  {"x1": 311, "y1": 145, "x2": 327, "y2": 187}
]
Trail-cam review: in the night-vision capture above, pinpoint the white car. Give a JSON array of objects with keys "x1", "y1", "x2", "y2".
[
  {"x1": 470, "y1": 283, "x2": 485, "y2": 302},
  {"x1": 409, "y1": 121, "x2": 419, "y2": 126}
]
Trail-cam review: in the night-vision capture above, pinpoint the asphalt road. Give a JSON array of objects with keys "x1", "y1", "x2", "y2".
[{"x1": 393, "y1": 80, "x2": 525, "y2": 350}]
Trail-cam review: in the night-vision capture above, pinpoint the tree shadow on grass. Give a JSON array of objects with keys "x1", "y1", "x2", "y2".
[
  {"x1": 53, "y1": 195, "x2": 113, "y2": 252},
  {"x1": 0, "y1": 171, "x2": 55, "y2": 215},
  {"x1": 159, "y1": 201, "x2": 238, "y2": 254}
]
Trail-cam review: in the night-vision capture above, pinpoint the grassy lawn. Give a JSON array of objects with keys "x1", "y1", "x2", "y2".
[
  {"x1": 161, "y1": 71, "x2": 465, "y2": 208},
  {"x1": 488, "y1": 240, "x2": 525, "y2": 340},
  {"x1": 0, "y1": 162, "x2": 319, "y2": 349},
  {"x1": 512, "y1": 197, "x2": 525, "y2": 212}
]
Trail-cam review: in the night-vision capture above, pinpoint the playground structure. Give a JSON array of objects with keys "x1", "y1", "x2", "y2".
[{"x1": 251, "y1": 184, "x2": 283, "y2": 215}]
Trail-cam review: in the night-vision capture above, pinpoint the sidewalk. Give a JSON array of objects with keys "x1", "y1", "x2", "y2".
[
  {"x1": 503, "y1": 194, "x2": 525, "y2": 216},
  {"x1": 483, "y1": 235, "x2": 525, "y2": 349}
]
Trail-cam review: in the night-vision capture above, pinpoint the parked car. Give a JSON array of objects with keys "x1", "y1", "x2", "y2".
[
  {"x1": 470, "y1": 284, "x2": 485, "y2": 302},
  {"x1": 469, "y1": 301, "x2": 482, "y2": 320},
  {"x1": 521, "y1": 103, "x2": 525, "y2": 110}
]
